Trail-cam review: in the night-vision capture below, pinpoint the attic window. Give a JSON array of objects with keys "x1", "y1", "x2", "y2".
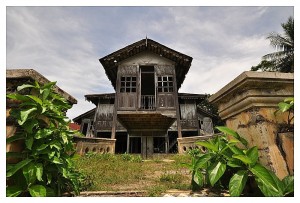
[
  {"x1": 120, "y1": 76, "x2": 136, "y2": 93},
  {"x1": 157, "y1": 76, "x2": 173, "y2": 92}
]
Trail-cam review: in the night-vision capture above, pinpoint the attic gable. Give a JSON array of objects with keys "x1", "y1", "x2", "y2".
[{"x1": 99, "y1": 38, "x2": 193, "y2": 90}]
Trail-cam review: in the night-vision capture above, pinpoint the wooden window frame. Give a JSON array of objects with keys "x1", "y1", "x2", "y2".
[
  {"x1": 120, "y1": 76, "x2": 137, "y2": 93},
  {"x1": 157, "y1": 76, "x2": 173, "y2": 93}
]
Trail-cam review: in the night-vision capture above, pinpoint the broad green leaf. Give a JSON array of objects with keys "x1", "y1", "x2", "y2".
[
  {"x1": 216, "y1": 126, "x2": 240, "y2": 138},
  {"x1": 250, "y1": 163, "x2": 283, "y2": 196},
  {"x1": 282, "y1": 175, "x2": 294, "y2": 195},
  {"x1": 34, "y1": 129, "x2": 53, "y2": 139},
  {"x1": 229, "y1": 170, "x2": 248, "y2": 196},
  {"x1": 17, "y1": 84, "x2": 36, "y2": 91},
  {"x1": 278, "y1": 102, "x2": 292, "y2": 113},
  {"x1": 25, "y1": 137, "x2": 34, "y2": 150},
  {"x1": 228, "y1": 145, "x2": 244, "y2": 155},
  {"x1": 196, "y1": 141, "x2": 218, "y2": 152},
  {"x1": 228, "y1": 137, "x2": 241, "y2": 144},
  {"x1": 61, "y1": 132, "x2": 68, "y2": 144},
  {"x1": 36, "y1": 144, "x2": 48, "y2": 151},
  {"x1": 6, "y1": 164, "x2": 14, "y2": 171},
  {"x1": 227, "y1": 159, "x2": 243, "y2": 168},
  {"x1": 28, "y1": 185, "x2": 46, "y2": 197},
  {"x1": 194, "y1": 170, "x2": 204, "y2": 187},
  {"x1": 52, "y1": 157, "x2": 63, "y2": 164},
  {"x1": 46, "y1": 173, "x2": 52, "y2": 184},
  {"x1": 41, "y1": 88, "x2": 50, "y2": 100},
  {"x1": 7, "y1": 93, "x2": 30, "y2": 102},
  {"x1": 269, "y1": 170, "x2": 284, "y2": 195},
  {"x1": 194, "y1": 153, "x2": 212, "y2": 170},
  {"x1": 283, "y1": 97, "x2": 294, "y2": 103},
  {"x1": 208, "y1": 161, "x2": 226, "y2": 186},
  {"x1": 6, "y1": 185, "x2": 23, "y2": 197},
  {"x1": 246, "y1": 146, "x2": 258, "y2": 164},
  {"x1": 18, "y1": 107, "x2": 37, "y2": 125},
  {"x1": 6, "y1": 159, "x2": 32, "y2": 177},
  {"x1": 6, "y1": 134, "x2": 25, "y2": 143},
  {"x1": 36, "y1": 163, "x2": 43, "y2": 181},
  {"x1": 62, "y1": 168, "x2": 68, "y2": 178},
  {"x1": 23, "y1": 119, "x2": 38, "y2": 133},
  {"x1": 232, "y1": 154, "x2": 253, "y2": 165},
  {"x1": 49, "y1": 140, "x2": 62, "y2": 150},
  {"x1": 26, "y1": 95, "x2": 43, "y2": 106},
  {"x1": 216, "y1": 126, "x2": 248, "y2": 147},
  {"x1": 48, "y1": 150, "x2": 56, "y2": 159},
  {"x1": 34, "y1": 81, "x2": 40, "y2": 88},
  {"x1": 42, "y1": 81, "x2": 57, "y2": 90},
  {"x1": 23, "y1": 162, "x2": 37, "y2": 185}
]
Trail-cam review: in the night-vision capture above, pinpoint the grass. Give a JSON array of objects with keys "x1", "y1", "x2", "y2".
[{"x1": 73, "y1": 153, "x2": 191, "y2": 196}]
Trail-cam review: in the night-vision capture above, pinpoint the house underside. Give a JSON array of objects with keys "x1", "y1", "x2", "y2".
[{"x1": 73, "y1": 93, "x2": 215, "y2": 157}]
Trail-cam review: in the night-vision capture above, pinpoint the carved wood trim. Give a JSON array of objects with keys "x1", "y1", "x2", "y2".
[
  {"x1": 118, "y1": 65, "x2": 138, "y2": 75},
  {"x1": 154, "y1": 65, "x2": 174, "y2": 75}
]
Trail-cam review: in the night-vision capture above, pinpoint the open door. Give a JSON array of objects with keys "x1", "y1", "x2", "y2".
[{"x1": 140, "y1": 66, "x2": 155, "y2": 110}]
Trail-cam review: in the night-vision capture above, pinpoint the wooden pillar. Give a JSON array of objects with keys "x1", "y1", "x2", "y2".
[
  {"x1": 172, "y1": 67, "x2": 182, "y2": 138},
  {"x1": 165, "y1": 135, "x2": 169, "y2": 153},
  {"x1": 126, "y1": 133, "x2": 130, "y2": 153}
]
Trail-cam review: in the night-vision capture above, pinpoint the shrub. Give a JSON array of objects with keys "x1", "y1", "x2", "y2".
[
  {"x1": 183, "y1": 126, "x2": 294, "y2": 196},
  {"x1": 6, "y1": 81, "x2": 82, "y2": 197}
]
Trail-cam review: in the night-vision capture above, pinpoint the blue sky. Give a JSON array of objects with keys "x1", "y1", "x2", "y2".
[{"x1": 5, "y1": 6, "x2": 294, "y2": 120}]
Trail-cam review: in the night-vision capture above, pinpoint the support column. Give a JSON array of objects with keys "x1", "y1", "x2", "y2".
[
  {"x1": 209, "y1": 71, "x2": 294, "y2": 179},
  {"x1": 126, "y1": 133, "x2": 130, "y2": 153}
]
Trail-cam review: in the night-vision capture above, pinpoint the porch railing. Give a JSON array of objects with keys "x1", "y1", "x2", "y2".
[{"x1": 141, "y1": 95, "x2": 155, "y2": 110}]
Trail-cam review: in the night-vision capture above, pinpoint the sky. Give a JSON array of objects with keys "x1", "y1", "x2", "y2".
[{"x1": 5, "y1": 5, "x2": 294, "y2": 120}]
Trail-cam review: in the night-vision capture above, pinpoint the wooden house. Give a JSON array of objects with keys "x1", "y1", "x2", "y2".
[{"x1": 73, "y1": 38, "x2": 214, "y2": 157}]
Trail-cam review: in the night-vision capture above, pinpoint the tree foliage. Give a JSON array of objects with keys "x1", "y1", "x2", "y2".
[{"x1": 251, "y1": 16, "x2": 294, "y2": 73}]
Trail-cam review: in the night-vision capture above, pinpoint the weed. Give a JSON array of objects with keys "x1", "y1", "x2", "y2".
[{"x1": 147, "y1": 185, "x2": 167, "y2": 197}]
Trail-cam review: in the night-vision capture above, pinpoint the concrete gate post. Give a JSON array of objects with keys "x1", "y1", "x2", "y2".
[{"x1": 209, "y1": 71, "x2": 294, "y2": 179}]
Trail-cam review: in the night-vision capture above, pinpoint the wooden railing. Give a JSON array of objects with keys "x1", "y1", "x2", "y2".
[{"x1": 141, "y1": 95, "x2": 155, "y2": 110}]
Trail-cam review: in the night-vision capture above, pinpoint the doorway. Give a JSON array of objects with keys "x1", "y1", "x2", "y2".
[{"x1": 140, "y1": 66, "x2": 155, "y2": 110}]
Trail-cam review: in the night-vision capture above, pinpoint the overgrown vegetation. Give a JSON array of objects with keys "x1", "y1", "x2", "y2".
[
  {"x1": 198, "y1": 95, "x2": 224, "y2": 127},
  {"x1": 6, "y1": 81, "x2": 82, "y2": 197},
  {"x1": 276, "y1": 97, "x2": 294, "y2": 132},
  {"x1": 183, "y1": 126, "x2": 294, "y2": 196},
  {"x1": 73, "y1": 153, "x2": 191, "y2": 196}
]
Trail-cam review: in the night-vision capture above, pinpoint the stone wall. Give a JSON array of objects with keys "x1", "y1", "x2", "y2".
[
  {"x1": 209, "y1": 71, "x2": 294, "y2": 179},
  {"x1": 177, "y1": 135, "x2": 214, "y2": 154},
  {"x1": 73, "y1": 136, "x2": 116, "y2": 155}
]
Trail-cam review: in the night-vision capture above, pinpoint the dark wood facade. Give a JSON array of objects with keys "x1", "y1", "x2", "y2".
[{"x1": 73, "y1": 38, "x2": 214, "y2": 157}]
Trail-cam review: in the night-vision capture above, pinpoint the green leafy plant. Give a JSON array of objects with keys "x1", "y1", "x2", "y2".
[
  {"x1": 182, "y1": 149, "x2": 211, "y2": 191},
  {"x1": 276, "y1": 97, "x2": 294, "y2": 132},
  {"x1": 184, "y1": 126, "x2": 294, "y2": 196},
  {"x1": 6, "y1": 81, "x2": 82, "y2": 197}
]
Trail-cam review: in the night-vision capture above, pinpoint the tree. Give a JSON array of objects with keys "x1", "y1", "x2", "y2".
[{"x1": 251, "y1": 16, "x2": 294, "y2": 73}]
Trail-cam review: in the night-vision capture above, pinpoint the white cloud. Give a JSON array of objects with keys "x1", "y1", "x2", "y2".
[{"x1": 6, "y1": 6, "x2": 293, "y2": 120}]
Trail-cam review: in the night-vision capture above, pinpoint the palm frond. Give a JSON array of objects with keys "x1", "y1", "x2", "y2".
[{"x1": 266, "y1": 33, "x2": 293, "y2": 49}]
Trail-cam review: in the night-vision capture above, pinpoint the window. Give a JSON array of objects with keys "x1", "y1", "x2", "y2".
[
  {"x1": 120, "y1": 76, "x2": 136, "y2": 93},
  {"x1": 157, "y1": 76, "x2": 173, "y2": 92}
]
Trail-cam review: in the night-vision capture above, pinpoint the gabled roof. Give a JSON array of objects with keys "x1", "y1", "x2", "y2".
[
  {"x1": 178, "y1": 93, "x2": 207, "y2": 100},
  {"x1": 85, "y1": 93, "x2": 115, "y2": 105},
  {"x1": 99, "y1": 38, "x2": 193, "y2": 90},
  {"x1": 72, "y1": 108, "x2": 96, "y2": 124}
]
